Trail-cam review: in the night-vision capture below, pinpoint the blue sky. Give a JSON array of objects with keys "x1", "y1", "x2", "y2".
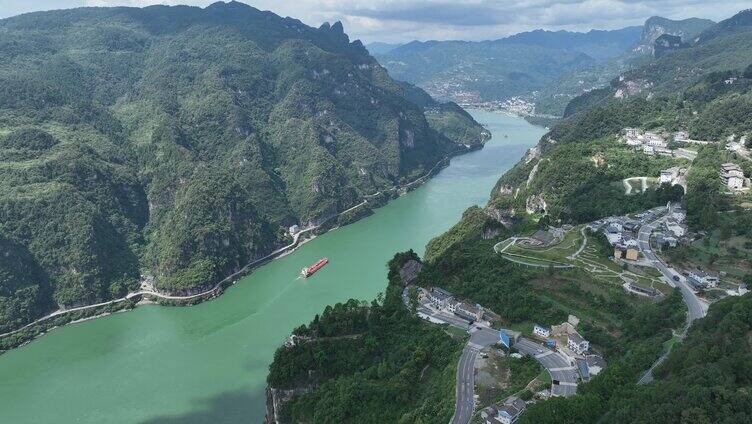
[{"x1": 0, "y1": 1, "x2": 748, "y2": 42}]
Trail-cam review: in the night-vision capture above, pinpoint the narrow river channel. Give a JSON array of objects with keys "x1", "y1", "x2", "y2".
[{"x1": 0, "y1": 111, "x2": 545, "y2": 424}]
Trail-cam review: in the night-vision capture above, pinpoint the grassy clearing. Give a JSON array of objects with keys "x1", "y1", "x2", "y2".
[
  {"x1": 444, "y1": 325, "x2": 469, "y2": 341},
  {"x1": 504, "y1": 227, "x2": 584, "y2": 262},
  {"x1": 501, "y1": 252, "x2": 572, "y2": 268},
  {"x1": 665, "y1": 231, "x2": 752, "y2": 281}
]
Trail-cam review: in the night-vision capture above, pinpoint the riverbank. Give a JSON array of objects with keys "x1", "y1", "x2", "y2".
[{"x1": 0, "y1": 144, "x2": 481, "y2": 354}]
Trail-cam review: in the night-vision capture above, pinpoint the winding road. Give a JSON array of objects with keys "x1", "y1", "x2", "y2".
[
  {"x1": 636, "y1": 204, "x2": 708, "y2": 323},
  {"x1": 635, "y1": 203, "x2": 708, "y2": 384},
  {"x1": 514, "y1": 338, "x2": 579, "y2": 397}
]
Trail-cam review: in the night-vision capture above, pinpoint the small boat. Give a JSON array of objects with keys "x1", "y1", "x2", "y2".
[{"x1": 301, "y1": 258, "x2": 328, "y2": 278}]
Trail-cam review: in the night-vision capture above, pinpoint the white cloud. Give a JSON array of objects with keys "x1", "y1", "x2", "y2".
[{"x1": 0, "y1": 0, "x2": 748, "y2": 43}]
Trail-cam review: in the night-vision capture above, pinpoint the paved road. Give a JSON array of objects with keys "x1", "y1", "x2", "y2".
[
  {"x1": 514, "y1": 338, "x2": 578, "y2": 397},
  {"x1": 635, "y1": 203, "x2": 708, "y2": 384},
  {"x1": 450, "y1": 328, "x2": 500, "y2": 424},
  {"x1": 636, "y1": 204, "x2": 707, "y2": 323}
]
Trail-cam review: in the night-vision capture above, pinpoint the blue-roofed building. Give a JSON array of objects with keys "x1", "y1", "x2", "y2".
[
  {"x1": 481, "y1": 396, "x2": 526, "y2": 424},
  {"x1": 576, "y1": 358, "x2": 590, "y2": 381}
]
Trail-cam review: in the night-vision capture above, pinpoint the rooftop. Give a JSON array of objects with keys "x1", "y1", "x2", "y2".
[
  {"x1": 586, "y1": 354, "x2": 607, "y2": 368},
  {"x1": 431, "y1": 287, "x2": 453, "y2": 299},
  {"x1": 568, "y1": 333, "x2": 586, "y2": 344}
]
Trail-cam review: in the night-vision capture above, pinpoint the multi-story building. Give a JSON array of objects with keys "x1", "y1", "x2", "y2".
[
  {"x1": 567, "y1": 333, "x2": 590, "y2": 355},
  {"x1": 720, "y1": 163, "x2": 745, "y2": 190}
]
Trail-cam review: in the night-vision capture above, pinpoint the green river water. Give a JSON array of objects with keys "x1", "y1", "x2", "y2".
[{"x1": 0, "y1": 111, "x2": 544, "y2": 424}]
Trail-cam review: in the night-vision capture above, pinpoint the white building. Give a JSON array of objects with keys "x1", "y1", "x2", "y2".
[
  {"x1": 482, "y1": 396, "x2": 526, "y2": 424},
  {"x1": 624, "y1": 128, "x2": 640, "y2": 139},
  {"x1": 674, "y1": 131, "x2": 689, "y2": 142},
  {"x1": 533, "y1": 324, "x2": 551, "y2": 339},
  {"x1": 659, "y1": 167, "x2": 680, "y2": 185},
  {"x1": 288, "y1": 224, "x2": 300, "y2": 235},
  {"x1": 687, "y1": 270, "x2": 719, "y2": 289},
  {"x1": 605, "y1": 224, "x2": 623, "y2": 245},
  {"x1": 427, "y1": 287, "x2": 455, "y2": 310},
  {"x1": 720, "y1": 163, "x2": 745, "y2": 190},
  {"x1": 645, "y1": 132, "x2": 667, "y2": 147},
  {"x1": 643, "y1": 145, "x2": 655, "y2": 155},
  {"x1": 567, "y1": 333, "x2": 590, "y2": 355}
]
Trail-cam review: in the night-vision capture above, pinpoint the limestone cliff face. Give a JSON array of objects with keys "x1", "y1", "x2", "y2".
[
  {"x1": 265, "y1": 386, "x2": 314, "y2": 424},
  {"x1": 632, "y1": 16, "x2": 714, "y2": 55},
  {"x1": 525, "y1": 194, "x2": 548, "y2": 215}
]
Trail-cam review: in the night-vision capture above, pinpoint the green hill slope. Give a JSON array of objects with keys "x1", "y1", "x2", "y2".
[{"x1": 0, "y1": 1, "x2": 485, "y2": 333}]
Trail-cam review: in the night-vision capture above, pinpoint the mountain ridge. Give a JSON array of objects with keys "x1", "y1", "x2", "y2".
[{"x1": 0, "y1": 1, "x2": 486, "y2": 338}]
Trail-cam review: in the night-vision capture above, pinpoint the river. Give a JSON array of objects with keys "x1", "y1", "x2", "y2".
[{"x1": 0, "y1": 111, "x2": 545, "y2": 424}]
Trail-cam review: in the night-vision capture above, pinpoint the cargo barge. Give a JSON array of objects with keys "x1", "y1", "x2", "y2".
[{"x1": 301, "y1": 258, "x2": 328, "y2": 278}]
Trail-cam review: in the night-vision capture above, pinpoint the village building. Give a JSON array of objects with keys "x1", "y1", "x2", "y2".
[
  {"x1": 455, "y1": 302, "x2": 484, "y2": 322},
  {"x1": 481, "y1": 396, "x2": 527, "y2": 424},
  {"x1": 576, "y1": 358, "x2": 590, "y2": 381},
  {"x1": 613, "y1": 244, "x2": 638, "y2": 261},
  {"x1": 288, "y1": 224, "x2": 300, "y2": 234},
  {"x1": 664, "y1": 220, "x2": 686, "y2": 238},
  {"x1": 656, "y1": 234, "x2": 678, "y2": 249},
  {"x1": 687, "y1": 269, "x2": 719, "y2": 289},
  {"x1": 605, "y1": 224, "x2": 623, "y2": 245},
  {"x1": 645, "y1": 132, "x2": 667, "y2": 147},
  {"x1": 567, "y1": 333, "x2": 590, "y2": 355},
  {"x1": 624, "y1": 128, "x2": 640, "y2": 139},
  {"x1": 482, "y1": 309, "x2": 502, "y2": 324},
  {"x1": 625, "y1": 281, "x2": 661, "y2": 298},
  {"x1": 533, "y1": 324, "x2": 551, "y2": 339},
  {"x1": 427, "y1": 287, "x2": 455, "y2": 310},
  {"x1": 674, "y1": 131, "x2": 689, "y2": 142},
  {"x1": 622, "y1": 220, "x2": 640, "y2": 233},
  {"x1": 720, "y1": 163, "x2": 745, "y2": 190},
  {"x1": 659, "y1": 167, "x2": 681, "y2": 185}
]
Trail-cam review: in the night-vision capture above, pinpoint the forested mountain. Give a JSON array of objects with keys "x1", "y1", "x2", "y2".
[
  {"x1": 632, "y1": 16, "x2": 715, "y2": 55},
  {"x1": 534, "y1": 15, "x2": 715, "y2": 116},
  {"x1": 567, "y1": 9, "x2": 752, "y2": 117},
  {"x1": 0, "y1": 1, "x2": 485, "y2": 333},
  {"x1": 373, "y1": 27, "x2": 642, "y2": 105},
  {"x1": 499, "y1": 9, "x2": 752, "y2": 229}
]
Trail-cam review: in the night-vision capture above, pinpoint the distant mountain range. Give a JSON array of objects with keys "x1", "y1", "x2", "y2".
[
  {"x1": 372, "y1": 26, "x2": 642, "y2": 107},
  {"x1": 372, "y1": 16, "x2": 717, "y2": 116},
  {"x1": 365, "y1": 41, "x2": 402, "y2": 55}
]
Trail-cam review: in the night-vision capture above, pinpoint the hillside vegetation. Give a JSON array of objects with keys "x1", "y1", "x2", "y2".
[
  {"x1": 520, "y1": 292, "x2": 752, "y2": 424},
  {"x1": 0, "y1": 1, "x2": 485, "y2": 333},
  {"x1": 267, "y1": 251, "x2": 462, "y2": 423}
]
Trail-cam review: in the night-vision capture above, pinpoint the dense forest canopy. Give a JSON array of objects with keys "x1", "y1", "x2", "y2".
[{"x1": 0, "y1": 1, "x2": 484, "y2": 333}]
